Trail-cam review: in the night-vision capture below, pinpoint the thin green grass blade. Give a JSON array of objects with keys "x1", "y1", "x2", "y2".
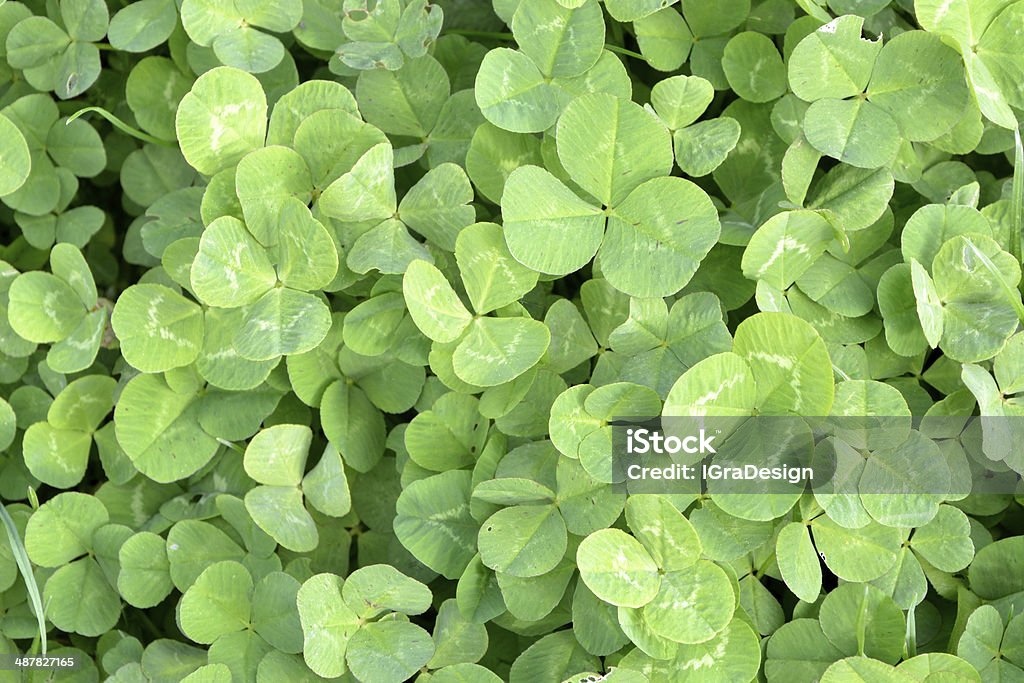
[
  {"x1": 67, "y1": 106, "x2": 175, "y2": 148},
  {"x1": 962, "y1": 236, "x2": 1024, "y2": 324},
  {"x1": 1012, "y1": 127, "x2": 1023, "y2": 266},
  {"x1": 0, "y1": 504, "x2": 46, "y2": 656}
]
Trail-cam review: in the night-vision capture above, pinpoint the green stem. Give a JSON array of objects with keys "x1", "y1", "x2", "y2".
[
  {"x1": 94, "y1": 42, "x2": 117, "y2": 51},
  {"x1": 856, "y1": 584, "x2": 869, "y2": 656},
  {"x1": 66, "y1": 106, "x2": 176, "y2": 147},
  {"x1": 446, "y1": 29, "x2": 645, "y2": 60},
  {"x1": 905, "y1": 605, "x2": 917, "y2": 659},
  {"x1": 1011, "y1": 127, "x2": 1023, "y2": 266},
  {"x1": 133, "y1": 609, "x2": 164, "y2": 641},
  {"x1": 216, "y1": 438, "x2": 246, "y2": 454},
  {"x1": 0, "y1": 504, "x2": 47, "y2": 656},
  {"x1": 603, "y1": 44, "x2": 644, "y2": 60},
  {"x1": 446, "y1": 29, "x2": 514, "y2": 41}
]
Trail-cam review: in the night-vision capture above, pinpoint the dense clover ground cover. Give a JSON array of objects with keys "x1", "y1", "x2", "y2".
[{"x1": 0, "y1": 0, "x2": 1023, "y2": 680}]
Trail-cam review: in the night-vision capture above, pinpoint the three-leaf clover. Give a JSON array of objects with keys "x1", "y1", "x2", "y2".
[
  {"x1": 789, "y1": 15, "x2": 970, "y2": 168},
  {"x1": 242, "y1": 424, "x2": 351, "y2": 552},
  {"x1": 403, "y1": 255, "x2": 550, "y2": 388},
  {"x1": 501, "y1": 92, "x2": 721, "y2": 298},
  {"x1": 5, "y1": 0, "x2": 109, "y2": 98}
]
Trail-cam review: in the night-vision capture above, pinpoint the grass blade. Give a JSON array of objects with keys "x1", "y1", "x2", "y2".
[
  {"x1": 66, "y1": 106, "x2": 175, "y2": 148},
  {"x1": 962, "y1": 236, "x2": 1024, "y2": 324},
  {"x1": 0, "y1": 504, "x2": 46, "y2": 656},
  {"x1": 1012, "y1": 127, "x2": 1023, "y2": 266}
]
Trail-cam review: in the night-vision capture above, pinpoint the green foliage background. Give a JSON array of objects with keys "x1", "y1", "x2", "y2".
[{"x1": 0, "y1": 0, "x2": 1022, "y2": 680}]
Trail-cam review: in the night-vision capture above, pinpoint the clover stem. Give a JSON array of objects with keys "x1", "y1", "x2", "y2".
[
  {"x1": 445, "y1": 30, "x2": 514, "y2": 41},
  {"x1": 445, "y1": 29, "x2": 645, "y2": 60}
]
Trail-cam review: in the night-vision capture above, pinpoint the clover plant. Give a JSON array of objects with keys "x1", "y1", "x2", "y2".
[{"x1": 0, "y1": 0, "x2": 1023, "y2": 681}]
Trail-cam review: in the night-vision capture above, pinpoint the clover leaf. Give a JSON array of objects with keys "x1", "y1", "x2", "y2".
[{"x1": 6, "y1": 0, "x2": 109, "y2": 98}]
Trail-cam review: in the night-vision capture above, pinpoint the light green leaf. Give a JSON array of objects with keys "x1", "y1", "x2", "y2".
[
  {"x1": 111, "y1": 284, "x2": 204, "y2": 373},
  {"x1": 234, "y1": 288, "x2": 332, "y2": 361},
  {"x1": 245, "y1": 485, "x2": 318, "y2": 552},
  {"x1": 501, "y1": 165, "x2": 605, "y2": 275},
  {"x1": 179, "y1": 561, "x2": 252, "y2": 644},
  {"x1": 775, "y1": 521, "x2": 822, "y2": 603},
  {"x1": 0, "y1": 114, "x2": 31, "y2": 196},
  {"x1": 296, "y1": 573, "x2": 360, "y2": 679},
  {"x1": 664, "y1": 352, "x2": 758, "y2": 418},
  {"x1": 602, "y1": 176, "x2": 720, "y2": 297},
  {"x1": 910, "y1": 505, "x2": 974, "y2": 572},
  {"x1": 452, "y1": 316, "x2": 551, "y2": 387},
  {"x1": 811, "y1": 516, "x2": 901, "y2": 582},
  {"x1": 672, "y1": 117, "x2": 741, "y2": 177},
  {"x1": 397, "y1": 163, "x2": 476, "y2": 251},
  {"x1": 118, "y1": 531, "x2": 174, "y2": 608},
  {"x1": 511, "y1": 0, "x2": 605, "y2": 78},
  {"x1": 403, "y1": 259, "x2": 472, "y2": 342},
  {"x1": 803, "y1": 98, "x2": 900, "y2": 169},
  {"x1": 302, "y1": 445, "x2": 351, "y2": 517},
  {"x1": 395, "y1": 471, "x2": 478, "y2": 579},
  {"x1": 274, "y1": 200, "x2": 338, "y2": 291},
  {"x1": 175, "y1": 67, "x2": 268, "y2": 176},
  {"x1": 212, "y1": 26, "x2": 286, "y2": 74},
  {"x1": 576, "y1": 528, "x2": 661, "y2": 608},
  {"x1": 114, "y1": 374, "x2": 220, "y2": 483},
  {"x1": 348, "y1": 218, "x2": 432, "y2": 276},
  {"x1": 197, "y1": 308, "x2": 277, "y2": 391},
  {"x1": 44, "y1": 558, "x2": 121, "y2": 636},
  {"x1": 741, "y1": 210, "x2": 834, "y2": 290},
  {"x1": 788, "y1": 16, "x2": 881, "y2": 101},
  {"x1": 108, "y1": 0, "x2": 178, "y2": 52},
  {"x1": 868, "y1": 31, "x2": 970, "y2": 142},
  {"x1": 819, "y1": 583, "x2": 905, "y2": 663},
  {"x1": 319, "y1": 142, "x2": 396, "y2": 223},
  {"x1": 633, "y1": 12, "x2": 692, "y2": 74},
  {"x1": 342, "y1": 564, "x2": 432, "y2": 618},
  {"x1": 190, "y1": 216, "x2": 276, "y2": 308},
  {"x1": 821, "y1": 657, "x2": 915, "y2": 682},
  {"x1": 650, "y1": 75, "x2": 714, "y2": 130},
  {"x1": 346, "y1": 621, "x2": 435, "y2": 683},
  {"x1": 606, "y1": 0, "x2": 678, "y2": 21},
  {"x1": 235, "y1": 145, "x2": 313, "y2": 245},
  {"x1": 722, "y1": 32, "x2": 786, "y2": 103},
  {"x1": 478, "y1": 504, "x2": 567, "y2": 578},
  {"x1": 456, "y1": 222, "x2": 539, "y2": 315},
  {"x1": 625, "y1": 494, "x2": 702, "y2": 571},
  {"x1": 475, "y1": 48, "x2": 559, "y2": 134},
  {"x1": 244, "y1": 424, "x2": 311, "y2": 487},
  {"x1": 642, "y1": 560, "x2": 735, "y2": 644},
  {"x1": 910, "y1": 259, "x2": 944, "y2": 348},
  {"x1": 732, "y1": 312, "x2": 835, "y2": 414},
  {"x1": 557, "y1": 93, "x2": 673, "y2": 207},
  {"x1": 25, "y1": 491, "x2": 108, "y2": 567},
  {"x1": 23, "y1": 422, "x2": 91, "y2": 489},
  {"x1": 356, "y1": 54, "x2": 449, "y2": 137}
]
